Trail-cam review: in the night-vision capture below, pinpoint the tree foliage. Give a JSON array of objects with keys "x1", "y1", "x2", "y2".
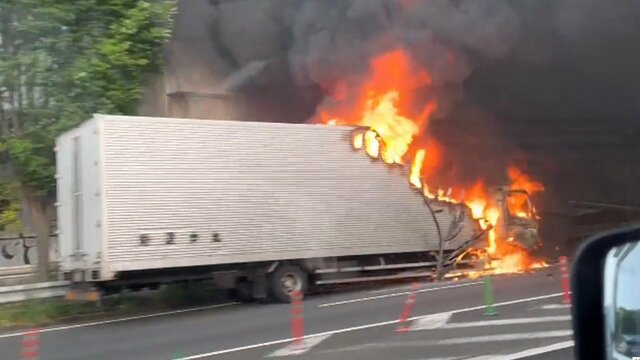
[
  {"x1": 617, "y1": 307, "x2": 640, "y2": 336},
  {"x1": 0, "y1": 177, "x2": 22, "y2": 233},
  {"x1": 0, "y1": 0, "x2": 176, "y2": 197}
]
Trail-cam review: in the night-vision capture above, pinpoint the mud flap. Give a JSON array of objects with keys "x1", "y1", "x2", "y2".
[
  {"x1": 65, "y1": 289, "x2": 101, "y2": 302},
  {"x1": 66, "y1": 269, "x2": 101, "y2": 302}
]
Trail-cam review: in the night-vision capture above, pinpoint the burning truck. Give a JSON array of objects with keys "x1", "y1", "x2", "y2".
[{"x1": 55, "y1": 112, "x2": 541, "y2": 302}]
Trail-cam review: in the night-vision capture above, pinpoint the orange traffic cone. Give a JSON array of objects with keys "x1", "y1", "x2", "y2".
[
  {"x1": 396, "y1": 282, "x2": 420, "y2": 332},
  {"x1": 20, "y1": 329, "x2": 40, "y2": 360}
]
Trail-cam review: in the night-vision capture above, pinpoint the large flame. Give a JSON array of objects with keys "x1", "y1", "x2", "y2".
[
  {"x1": 410, "y1": 149, "x2": 426, "y2": 189},
  {"x1": 465, "y1": 180, "x2": 488, "y2": 220},
  {"x1": 363, "y1": 91, "x2": 419, "y2": 164},
  {"x1": 507, "y1": 166, "x2": 545, "y2": 219},
  {"x1": 483, "y1": 207, "x2": 501, "y2": 254},
  {"x1": 316, "y1": 48, "x2": 546, "y2": 276},
  {"x1": 508, "y1": 166, "x2": 545, "y2": 194}
]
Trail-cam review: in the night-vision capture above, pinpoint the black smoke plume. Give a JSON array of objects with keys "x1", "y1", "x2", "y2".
[{"x1": 166, "y1": 0, "x2": 640, "y2": 232}]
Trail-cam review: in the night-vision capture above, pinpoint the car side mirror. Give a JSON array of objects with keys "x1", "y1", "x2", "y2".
[{"x1": 572, "y1": 225, "x2": 640, "y2": 360}]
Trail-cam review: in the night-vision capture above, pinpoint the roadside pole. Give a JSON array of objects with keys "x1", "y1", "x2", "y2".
[
  {"x1": 559, "y1": 256, "x2": 571, "y2": 304},
  {"x1": 483, "y1": 276, "x2": 498, "y2": 316}
]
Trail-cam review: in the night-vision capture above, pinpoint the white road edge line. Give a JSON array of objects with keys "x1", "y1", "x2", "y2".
[
  {"x1": 177, "y1": 292, "x2": 564, "y2": 359},
  {"x1": 411, "y1": 315, "x2": 571, "y2": 331},
  {"x1": 318, "y1": 281, "x2": 484, "y2": 307},
  {"x1": 0, "y1": 302, "x2": 240, "y2": 339},
  {"x1": 466, "y1": 340, "x2": 574, "y2": 360},
  {"x1": 266, "y1": 334, "x2": 332, "y2": 357}
]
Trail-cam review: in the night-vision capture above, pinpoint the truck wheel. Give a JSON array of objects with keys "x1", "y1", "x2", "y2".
[{"x1": 270, "y1": 265, "x2": 308, "y2": 303}]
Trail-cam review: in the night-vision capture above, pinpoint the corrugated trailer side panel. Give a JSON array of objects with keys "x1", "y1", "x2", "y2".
[
  {"x1": 56, "y1": 119, "x2": 103, "y2": 274},
  {"x1": 98, "y1": 115, "x2": 480, "y2": 276}
]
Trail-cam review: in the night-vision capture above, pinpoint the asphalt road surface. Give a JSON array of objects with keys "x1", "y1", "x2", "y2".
[{"x1": 0, "y1": 268, "x2": 575, "y2": 360}]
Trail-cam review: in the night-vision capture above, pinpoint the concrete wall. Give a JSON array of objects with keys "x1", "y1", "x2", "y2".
[{"x1": 138, "y1": 0, "x2": 248, "y2": 121}]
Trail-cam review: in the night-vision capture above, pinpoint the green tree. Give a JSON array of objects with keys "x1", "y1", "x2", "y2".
[
  {"x1": 0, "y1": 178, "x2": 22, "y2": 233},
  {"x1": 0, "y1": 0, "x2": 176, "y2": 280},
  {"x1": 617, "y1": 308, "x2": 640, "y2": 336}
]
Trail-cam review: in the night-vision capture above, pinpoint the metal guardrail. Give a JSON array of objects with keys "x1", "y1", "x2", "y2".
[
  {"x1": 0, "y1": 265, "x2": 36, "y2": 278},
  {"x1": 0, "y1": 281, "x2": 69, "y2": 304}
]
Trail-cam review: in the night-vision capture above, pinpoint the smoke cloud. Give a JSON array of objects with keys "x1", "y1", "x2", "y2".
[{"x1": 167, "y1": 0, "x2": 640, "y2": 210}]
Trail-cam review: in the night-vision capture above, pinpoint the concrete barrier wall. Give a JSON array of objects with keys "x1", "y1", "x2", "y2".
[{"x1": 0, "y1": 235, "x2": 58, "y2": 267}]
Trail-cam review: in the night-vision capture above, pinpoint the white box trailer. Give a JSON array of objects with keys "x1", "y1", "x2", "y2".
[{"x1": 56, "y1": 114, "x2": 486, "y2": 301}]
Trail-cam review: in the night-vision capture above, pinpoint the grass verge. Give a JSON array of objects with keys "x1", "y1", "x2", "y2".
[{"x1": 0, "y1": 282, "x2": 231, "y2": 330}]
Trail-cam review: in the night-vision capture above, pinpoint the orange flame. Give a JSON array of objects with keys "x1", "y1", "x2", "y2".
[
  {"x1": 352, "y1": 133, "x2": 364, "y2": 149},
  {"x1": 464, "y1": 180, "x2": 488, "y2": 219},
  {"x1": 410, "y1": 149, "x2": 426, "y2": 189},
  {"x1": 364, "y1": 130, "x2": 380, "y2": 158},
  {"x1": 315, "y1": 48, "x2": 547, "y2": 276},
  {"x1": 508, "y1": 166, "x2": 545, "y2": 194},
  {"x1": 362, "y1": 91, "x2": 419, "y2": 164},
  {"x1": 484, "y1": 207, "x2": 501, "y2": 254},
  {"x1": 506, "y1": 166, "x2": 544, "y2": 220}
]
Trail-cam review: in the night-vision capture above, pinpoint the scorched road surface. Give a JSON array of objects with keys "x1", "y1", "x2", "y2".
[{"x1": 0, "y1": 268, "x2": 574, "y2": 360}]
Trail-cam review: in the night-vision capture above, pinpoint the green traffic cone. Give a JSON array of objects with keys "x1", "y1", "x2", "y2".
[{"x1": 483, "y1": 276, "x2": 498, "y2": 316}]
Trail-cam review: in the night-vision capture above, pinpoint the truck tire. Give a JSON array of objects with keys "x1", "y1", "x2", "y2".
[{"x1": 270, "y1": 265, "x2": 308, "y2": 303}]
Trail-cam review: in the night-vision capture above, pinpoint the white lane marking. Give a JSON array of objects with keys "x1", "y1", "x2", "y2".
[
  {"x1": 316, "y1": 340, "x2": 464, "y2": 357},
  {"x1": 409, "y1": 313, "x2": 452, "y2": 330},
  {"x1": 0, "y1": 302, "x2": 240, "y2": 339},
  {"x1": 466, "y1": 340, "x2": 574, "y2": 360},
  {"x1": 412, "y1": 292, "x2": 565, "y2": 322},
  {"x1": 430, "y1": 330, "x2": 572, "y2": 345},
  {"x1": 180, "y1": 338, "x2": 295, "y2": 359},
  {"x1": 366, "y1": 279, "x2": 479, "y2": 294},
  {"x1": 411, "y1": 315, "x2": 571, "y2": 331},
  {"x1": 367, "y1": 285, "x2": 409, "y2": 294},
  {"x1": 540, "y1": 304, "x2": 571, "y2": 310},
  {"x1": 177, "y1": 292, "x2": 564, "y2": 359},
  {"x1": 317, "y1": 331, "x2": 571, "y2": 355},
  {"x1": 318, "y1": 281, "x2": 483, "y2": 307},
  {"x1": 266, "y1": 334, "x2": 331, "y2": 357}
]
